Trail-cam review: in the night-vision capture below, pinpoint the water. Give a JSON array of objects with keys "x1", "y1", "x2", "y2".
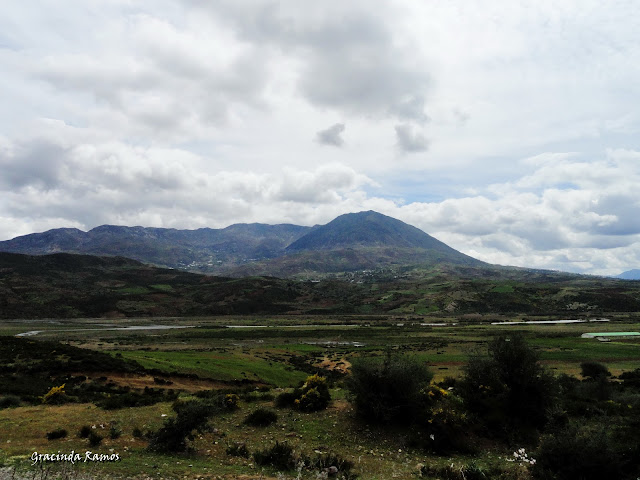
[
  {"x1": 15, "y1": 325, "x2": 195, "y2": 337},
  {"x1": 491, "y1": 319, "x2": 610, "y2": 325}
]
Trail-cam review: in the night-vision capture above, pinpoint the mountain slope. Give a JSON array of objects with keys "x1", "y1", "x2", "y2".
[
  {"x1": 3, "y1": 251, "x2": 640, "y2": 319},
  {"x1": 230, "y1": 211, "x2": 483, "y2": 277},
  {"x1": 616, "y1": 269, "x2": 640, "y2": 280},
  {"x1": 0, "y1": 211, "x2": 481, "y2": 278},
  {"x1": 0, "y1": 223, "x2": 311, "y2": 274},
  {"x1": 287, "y1": 211, "x2": 459, "y2": 253}
]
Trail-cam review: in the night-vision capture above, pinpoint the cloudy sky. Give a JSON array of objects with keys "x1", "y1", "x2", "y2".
[{"x1": 2, "y1": 1, "x2": 640, "y2": 275}]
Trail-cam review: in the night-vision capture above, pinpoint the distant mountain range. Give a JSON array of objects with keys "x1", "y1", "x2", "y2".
[
  {"x1": 0, "y1": 211, "x2": 482, "y2": 278},
  {"x1": 616, "y1": 269, "x2": 640, "y2": 280}
]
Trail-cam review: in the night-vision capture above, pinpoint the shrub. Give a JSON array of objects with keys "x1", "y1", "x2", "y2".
[
  {"x1": 304, "y1": 451, "x2": 355, "y2": 475},
  {"x1": 581, "y1": 361, "x2": 611, "y2": 380},
  {"x1": 275, "y1": 390, "x2": 298, "y2": 408},
  {"x1": 253, "y1": 441, "x2": 297, "y2": 471},
  {"x1": 243, "y1": 407, "x2": 278, "y2": 427},
  {"x1": 46, "y1": 428, "x2": 68, "y2": 440},
  {"x1": 346, "y1": 354, "x2": 433, "y2": 424},
  {"x1": 295, "y1": 374, "x2": 331, "y2": 412},
  {"x1": 417, "y1": 392, "x2": 474, "y2": 455},
  {"x1": 109, "y1": 424, "x2": 122, "y2": 439},
  {"x1": 226, "y1": 442, "x2": 250, "y2": 458},
  {"x1": 88, "y1": 431, "x2": 103, "y2": 447},
  {"x1": 458, "y1": 334, "x2": 557, "y2": 434},
  {"x1": 78, "y1": 425, "x2": 92, "y2": 438},
  {"x1": 42, "y1": 384, "x2": 67, "y2": 404},
  {"x1": 532, "y1": 426, "x2": 622, "y2": 479},
  {"x1": 224, "y1": 393, "x2": 240, "y2": 410},
  {"x1": 147, "y1": 399, "x2": 216, "y2": 453},
  {"x1": 0, "y1": 395, "x2": 20, "y2": 409},
  {"x1": 132, "y1": 426, "x2": 144, "y2": 439},
  {"x1": 619, "y1": 367, "x2": 640, "y2": 389}
]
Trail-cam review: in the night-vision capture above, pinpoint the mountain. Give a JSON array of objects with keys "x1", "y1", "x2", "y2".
[
  {"x1": 0, "y1": 211, "x2": 480, "y2": 278},
  {"x1": 616, "y1": 269, "x2": 640, "y2": 280},
  {"x1": 0, "y1": 223, "x2": 311, "y2": 274},
  {"x1": 230, "y1": 211, "x2": 482, "y2": 277},
  {"x1": 286, "y1": 211, "x2": 463, "y2": 253}
]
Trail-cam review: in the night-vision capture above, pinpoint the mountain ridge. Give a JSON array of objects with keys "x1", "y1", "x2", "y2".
[{"x1": 0, "y1": 211, "x2": 479, "y2": 277}]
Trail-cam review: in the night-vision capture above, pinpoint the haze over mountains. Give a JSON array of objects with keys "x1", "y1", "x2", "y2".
[{"x1": 0, "y1": 211, "x2": 482, "y2": 278}]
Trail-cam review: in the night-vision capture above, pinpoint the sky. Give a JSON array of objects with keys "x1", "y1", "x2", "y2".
[{"x1": 2, "y1": 1, "x2": 640, "y2": 276}]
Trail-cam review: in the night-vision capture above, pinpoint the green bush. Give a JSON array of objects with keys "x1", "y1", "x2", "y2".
[
  {"x1": 0, "y1": 395, "x2": 20, "y2": 409},
  {"x1": 346, "y1": 354, "x2": 433, "y2": 424},
  {"x1": 88, "y1": 431, "x2": 103, "y2": 447},
  {"x1": 415, "y1": 390, "x2": 475, "y2": 455},
  {"x1": 295, "y1": 374, "x2": 331, "y2": 412},
  {"x1": 243, "y1": 407, "x2": 278, "y2": 427},
  {"x1": 275, "y1": 390, "x2": 298, "y2": 408},
  {"x1": 275, "y1": 374, "x2": 331, "y2": 412},
  {"x1": 458, "y1": 334, "x2": 557, "y2": 434},
  {"x1": 109, "y1": 424, "x2": 122, "y2": 439},
  {"x1": 78, "y1": 425, "x2": 92, "y2": 438},
  {"x1": 581, "y1": 361, "x2": 611, "y2": 380},
  {"x1": 304, "y1": 451, "x2": 355, "y2": 476},
  {"x1": 533, "y1": 426, "x2": 622, "y2": 480},
  {"x1": 147, "y1": 399, "x2": 217, "y2": 453},
  {"x1": 619, "y1": 367, "x2": 640, "y2": 389},
  {"x1": 226, "y1": 442, "x2": 250, "y2": 458},
  {"x1": 46, "y1": 428, "x2": 68, "y2": 440},
  {"x1": 253, "y1": 441, "x2": 297, "y2": 471}
]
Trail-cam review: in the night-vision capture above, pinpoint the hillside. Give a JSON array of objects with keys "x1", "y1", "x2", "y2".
[
  {"x1": 0, "y1": 223, "x2": 311, "y2": 274},
  {"x1": 3, "y1": 252, "x2": 640, "y2": 319}
]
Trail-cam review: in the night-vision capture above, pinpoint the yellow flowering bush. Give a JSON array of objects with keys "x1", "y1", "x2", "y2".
[{"x1": 42, "y1": 384, "x2": 66, "y2": 404}]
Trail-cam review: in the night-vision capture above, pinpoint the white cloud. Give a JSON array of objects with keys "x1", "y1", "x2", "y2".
[{"x1": 1, "y1": 2, "x2": 640, "y2": 275}]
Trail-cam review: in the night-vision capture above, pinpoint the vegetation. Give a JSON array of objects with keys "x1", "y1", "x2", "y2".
[
  {"x1": 45, "y1": 428, "x2": 67, "y2": 440},
  {"x1": 346, "y1": 354, "x2": 433, "y2": 424},
  {"x1": 243, "y1": 407, "x2": 278, "y2": 427},
  {"x1": 147, "y1": 399, "x2": 219, "y2": 453},
  {"x1": 0, "y1": 317, "x2": 639, "y2": 479},
  {"x1": 458, "y1": 334, "x2": 557, "y2": 437},
  {"x1": 252, "y1": 441, "x2": 297, "y2": 471}
]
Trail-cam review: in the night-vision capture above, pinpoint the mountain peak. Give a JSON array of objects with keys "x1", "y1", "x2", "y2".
[{"x1": 286, "y1": 210, "x2": 458, "y2": 254}]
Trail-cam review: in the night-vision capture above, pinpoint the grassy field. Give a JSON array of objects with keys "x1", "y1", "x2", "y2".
[{"x1": 1, "y1": 315, "x2": 639, "y2": 479}]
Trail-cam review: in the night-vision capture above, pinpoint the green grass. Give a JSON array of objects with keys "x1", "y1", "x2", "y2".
[
  {"x1": 150, "y1": 284, "x2": 174, "y2": 292},
  {"x1": 114, "y1": 350, "x2": 308, "y2": 387},
  {"x1": 116, "y1": 286, "x2": 152, "y2": 295},
  {"x1": 491, "y1": 285, "x2": 515, "y2": 293}
]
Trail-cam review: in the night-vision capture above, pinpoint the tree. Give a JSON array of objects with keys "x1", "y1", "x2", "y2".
[
  {"x1": 346, "y1": 354, "x2": 433, "y2": 424},
  {"x1": 458, "y1": 334, "x2": 557, "y2": 435}
]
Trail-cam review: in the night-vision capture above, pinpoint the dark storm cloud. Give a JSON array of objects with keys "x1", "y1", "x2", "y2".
[
  {"x1": 195, "y1": 1, "x2": 431, "y2": 122},
  {"x1": 394, "y1": 124, "x2": 429, "y2": 153},
  {"x1": 0, "y1": 139, "x2": 68, "y2": 189},
  {"x1": 316, "y1": 123, "x2": 345, "y2": 147}
]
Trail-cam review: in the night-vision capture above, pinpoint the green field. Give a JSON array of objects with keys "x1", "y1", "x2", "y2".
[{"x1": 1, "y1": 315, "x2": 639, "y2": 479}]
